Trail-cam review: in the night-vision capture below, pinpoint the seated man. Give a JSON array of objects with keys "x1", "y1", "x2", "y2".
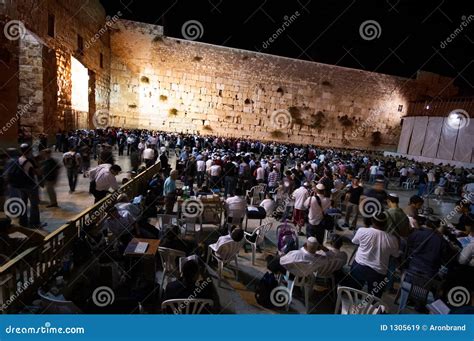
[
  {"x1": 407, "y1": 217, "x2": 454, "y2": 278},
  {"x1": 404, "y1": 195, "x2": 424, "y2": 228},
  {"x1": 279, "y1": 237, "x2": 332, "y2": 277},
  {"x1": 163, "y1": 259, "x2": 213, "y2": 307},
  {"x1": 101, "y1": 206, "x2": 138, "y2": 248},
  {"x1": 260, "y1": 193, "x2": 276, "y2": 216},
  {"x1": 454, "y1": 200, "x2": 474, "y2": 231},
  {"x1": 347, "y1": 212, "x2": 399, "y2": 297},
  {"x1": 209, "y1": 226, "x2": 244, "y2": 253},
  {"x1": 224, "y1": 188, "x2": 247, "y2": 225}
]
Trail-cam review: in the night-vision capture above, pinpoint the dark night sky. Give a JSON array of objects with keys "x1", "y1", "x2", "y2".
[{"x1": 100, "y1": 0, "x2": 473, "y2": 94}]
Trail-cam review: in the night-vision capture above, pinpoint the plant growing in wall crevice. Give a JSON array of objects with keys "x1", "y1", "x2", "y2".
[
  {"x1": 310, "y1": 111, "x2": 326, "y2": 129},
  {"x1": 288, "y1": 106, "x2": 303, "y2": 125},
  {"x1": 202, "y1": 125, "x2": 213, "y2": 132},
  {"x1": 270, "y1": 130, "x2": 284, "y2": 139},
  {"x1": 159, "y1": 95, "x2": 168, "y2": 101},
  {"x1": 371, "y1": 131, "x2": 382, "y2": 147},
  {"x1": 338, "y1": 114, "x2": 353, "y2": 127},
  {"x1": 193, "y1": 56, "x2": 202, "y2": 62},
  {"x1": 140, "y1": 76, "x2": 150, "y2": 83},
  {"x1": 169, "y1": 108, "x2": 178, "y2": 116}
]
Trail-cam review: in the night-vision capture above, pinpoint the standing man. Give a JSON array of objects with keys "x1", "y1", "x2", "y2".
[
  {"x1": 344, "y1": 176, "x2": 364, "y2": 229},
  {"x1": 40, "y1": 149, "x2": 60, "y2": 208},
  {"x1": 163, "y1": 170, "x2": 178, "y2": 214},
  {"x1": 292, "y1": 182, "x2": 310, "y2": 236},
  {"x1": 63, "y1": 147, "x2": 81, "y2": 193},
  {"x1": 305, "y1": 183, "x2": 330, "y2": 244},
  {"x1": 143, "y1": 144, "x2": 156, "y2": 168},
  {"x1": 5, "y1": 144, "x2": 45, "y2": 229}
]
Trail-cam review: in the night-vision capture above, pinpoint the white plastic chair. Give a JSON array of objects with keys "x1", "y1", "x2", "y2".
[
  {"x1": 402, "y1": 178, "x2": 415, "y2": 190},
  {"x1": 334, "y1": 286, "x2": 389, "y2": 314},
  {"x1": 206, "y1": 240, "x2": 243, "y2": 287},
  {"x1": 182, "y1": 216, "x2": 203, "y2": 242},
  {"x1": 246, "y1": 184, "x2": 267, "y2": 205},
  {"x1": 282, "y1": 261, "x2": 316, "y2": 313},
  {"x1": 161, "y1": 298, "x2": 213, "y2": 314},
  {"x1": 244, "y1": 222, "x2": 273, "y2": 265},
  {"x1": 313, "y1": 257, "x2": 346, "y2": 300},
  {"x1": 37, "y1": 288, "x2": 82, "y2": 314},
  {"x1": 158, "y1": 247, "x2": 186, "y2": 300}
]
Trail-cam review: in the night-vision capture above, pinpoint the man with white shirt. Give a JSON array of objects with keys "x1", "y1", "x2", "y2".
[
  {"x1": 348, "y1": 212, "x2": 399, "y2": 297},
  {"x1": 369, "y1": 163, "x2": 379, "y2": 184},
  {"x1": 399, "y1": 165, "x2": 408, "y2": 187},
  {"x1": 142, "y1": 144, "x2": 156, "y2": 168},
  {"x1": 292, "y1": 182, "x2": 310, "y2": 235},
  {"x1": 224, "y1": 188, "x2": 247, "y2": 225},
  {"x1": 255, "y1": 162, "x2": 265, "y2": 183},
  {"x1": 305, "y1": 183, "x2": 330, "y2": 243},
  {"x1": 89, "y1": 164, "x2": 121, "y2": 203},
  {"x1": 208, "y1": 160, "x2": 222, "y2": 190},
  {"x1": 280, "y1": 237, "x2": 332, "y2": 277},
  {"x1": 196, "y1": 155, "x2": 206, "y2": 189}
]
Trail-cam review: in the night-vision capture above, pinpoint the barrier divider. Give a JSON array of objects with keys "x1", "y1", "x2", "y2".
[{"x1": 0, "y1": 162, "x2": 161, "y2": 313}]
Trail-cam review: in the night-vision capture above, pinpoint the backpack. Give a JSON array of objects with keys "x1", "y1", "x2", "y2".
[
  {"x1": 255, "y1": 272, "x2": 279, "y2": 308},
  {"x1": 277, "y1": 223, "x2": 298, "y2": 254},
  {"x1": 4, "y1": 158, "x2": 35, "y2": 189},
  {"x1": 64, "y1": 153, "x2": 77, "y2": 169}
]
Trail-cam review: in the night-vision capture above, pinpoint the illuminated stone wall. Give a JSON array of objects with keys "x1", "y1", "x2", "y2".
[{"x1": 109, "y1": 20, "x2": 458, "y2": 150}]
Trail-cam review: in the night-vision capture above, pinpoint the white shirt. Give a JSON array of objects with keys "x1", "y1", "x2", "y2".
[
  {"x1": 103, "y1": 210, "x2": 135, "y2": 238},
  {"x1": 209, "y1": 235, "x2": 233, "y2": 252},
  {"x1": 142, "y1": 148, "x2": 155, "y2": 160},
  {"x1": 400, "y1": 168, "x2": 408, "y2": 177},
  {"x1": 197, "y1": 160, "x2": 206, "y2": 172},
  {"x1": 90, "y1": 164, "x2": 119, "y2": 191},
  {"x1": 225, "y1": 196, "x2": 247, "y2": 216},
  {"x1": 304, "y1": 194, "x2": 330, "y2": 225},
  {"x1": 280, "y1": 247, "x2": 331, "y2": 276},
  {"x1": 256, "y1": 167, "x2": 265, "y2": 181},
  {"x1": 206, "y1": 159, "x2": 213, "y2": 170},
  {"x1": 292, "y1": 186, "x2": 309, "y2": 210},
  {"x1": 352, "y1": 227, "x2": 399, "y2": 274},
  {"x1": 209, "y1": 164, "x2": 221, "y2": 177},
  {"x1": 260, "y1": 198, "x2": 275, "y2": 214},
  {"x1": 370, "y1": 165, "x2": 378, "y2": 175}
]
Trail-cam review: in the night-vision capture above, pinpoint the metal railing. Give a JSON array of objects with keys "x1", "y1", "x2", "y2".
[{"x1": 0, "y1": 162, "x2": 161, "y2": 313}]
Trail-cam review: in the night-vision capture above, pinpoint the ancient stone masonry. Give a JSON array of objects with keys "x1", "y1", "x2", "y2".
[
  {"x1": 109, "y1": 20, "x2": 458, "y2": 150},
  {"x1": 0, "y1": 1, "x2": 459, "y2": 149},
  {"x1": 0, "y1": 0, "x2": 111, "y2": 142}
]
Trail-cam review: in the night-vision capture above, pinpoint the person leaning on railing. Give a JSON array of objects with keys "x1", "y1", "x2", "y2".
[{"x1": 88, "y1": 164, "x2": 122, "y2": 203}]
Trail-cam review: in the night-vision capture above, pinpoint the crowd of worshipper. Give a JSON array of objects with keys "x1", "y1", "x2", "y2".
[{"x1": 1, "y1": 127, "x2": 473, "y2": 313}]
